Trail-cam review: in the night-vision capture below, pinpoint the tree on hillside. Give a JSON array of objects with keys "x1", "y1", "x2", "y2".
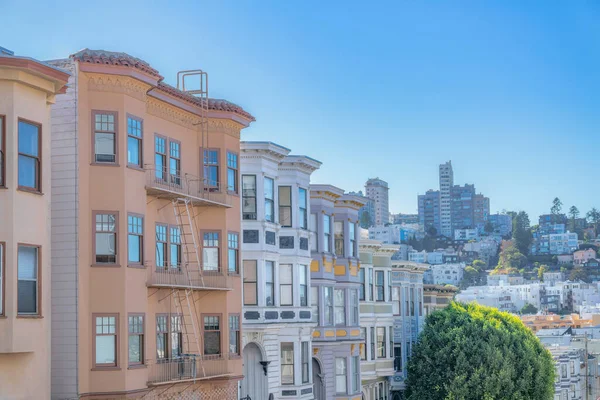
[
  {"x1": 495, "y1": 242, "x2": 527, "y2": 273},
  {"x1": 537, "y1": 264, "x2": 548, "y2": 281},
  {"x1": 551, "y1": 197, "x2": 563, "y2": 215},
  {"x1": 460, "y1": 266, "x2": 480, "y2": 289},
  {"x1": 512, "y1": 211, "x2": 532, "y2": 255},
  {"x1": 521, "y1": 303, "x2": 538, "y2": 315},
  {"x1": 405, "y1": 302, "x2": 555, "y2": 400},
  {"x1": 587, "y1": 208, "x2": 600, "y2": 233},
  {"x1": 484, "y1": 221, "x2": 494, "y2": 234},
  {"x1": 569, "y1": 267, "x2": 587, "y2": 282},
  {"x1": 472, "y1": 259, "x2": 486, "y2": 271}
]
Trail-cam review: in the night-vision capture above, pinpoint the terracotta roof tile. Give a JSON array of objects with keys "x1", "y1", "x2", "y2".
[
  {"x1": 158, "y1": 82, "x2": 255, "y2": 121},
  {"x1": 71, "y1": 48, "x2": 163, "y2": 80}
]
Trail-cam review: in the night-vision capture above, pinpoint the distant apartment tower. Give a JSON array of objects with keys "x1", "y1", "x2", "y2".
[
  {"x1": 450, "y1": 184, "x2": 475, "y2": 232},
  {"x1": 489, "y1": 213, "x2": 512, "y2": 236},
  {"x1": 391, "y1": 213, "x2": 419, "y2": 225},
  {"x1": 473, "y1": 194, "x2": 490, "y2": 233},
  {"x1": 365, "y1": 178, "x2": 389, "y2": 226},
  {"x1": 349, "y1": 190, "x2": 375, "y2": 228},
  {"x1": 439, "y1": 162, "x2": 453, "y2": 237},
  {"x1": 418, "y1": 190, "x2": 440, "y2": 234}
]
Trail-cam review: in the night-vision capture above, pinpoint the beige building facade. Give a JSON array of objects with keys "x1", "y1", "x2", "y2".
[
  {"x1": 0, "y1": 48, "x2": 70, "y2": 399},
  {"x1": 47, "y1": 49, "x2": 253, "y2": 399}
]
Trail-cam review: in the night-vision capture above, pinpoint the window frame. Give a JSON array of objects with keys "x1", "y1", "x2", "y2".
[
  {"x1": 389, "y1": 326, "x2": 394, "y2": 358},
  {"x1": 265, "y1": 260, "x2": 275, "y2": 306},
  {"x1": 264, "y1": 177, "x2": 275, "y2": 223},
  {"x1": 91, "y1": 110, "x2": 118, "y2": 166},
  {"x1": 334, "y1": 288, "x2": 346, "y2": 326},
  {"x1": 278, "y1": 186, "x2": 292, "y2": 227},
  {"x1": 243, "y1": 260, "x2": 258, "y2": 306},
  {"x1": 241, "y1": 174, "x2": 257, "y2": 220},
  {"x1": 227, "y1": 232, "x2": 240, "y2": 274},
  {"x1": 299, "y1": 264, "x2": 308, "y2": 307},
  {"x1": 128, "y1": 313, "x2": 145, "y2": 367},
  {"x1": 92, "y1": 312, "x2": 120, "y2": 369},
  {"x1": 226, "y1": 151, "x2": 239, "y2": 194},
  {"x1": 302, "y1": 341, "x2": 310, "y2": 384},
  {"x1": 279, "y1": 263, "x2": 293, "y2": 306},
  {"x1": 0, "y1": 242, "x2": 4, "y2": 316},
  {"x1": 201, "y1": 230, "x2": 221, "y2": 272},
  {"x1": 170, "y1": 314, "x2": 183, "y2": 359},
  {"x1": 360, "y1": 327, "x2": 367, "y2": 360},
  {"x1": 334, "y1": 220, "x2": 344, "y2": 256},
  {"x1": 376, "y1": 270, "x2": 385, "y2": 302},
  {"x1": 17, "y1": 118, "x2": 42, "y2": 193},
  {"x1": 202, "y1": 148, "x2": 220, "y2": 191},
  {"x1": 323, "y1": 215, "x2": 331, "y2": 253},
  {"x1": 169, "y1": 139, "x2": 181, "y2": 186},
  {"x1": 17, "y1": 243, "x2": 41, "y2": 317},
  {"x1": 280, "y1": 342, "x2": 295, "y2": 385},
  {"x1": 229, "y1": 314, "x2": 240, "y2": 356},
  {"x1": 127, "y1": 213, "x2": 144, "y2": 268},
  {"x1": 156, "y1": 314, "x2": 169, "y2": 360},
  {"x1": 155, "y1": 223, "x2": 168, "y2": 270},
  {"x1": 359, "y1": 268, "x2": 366, "y2": 301},
  {"x1": 202, "y1": 314, "x2": 222, "y2": 356},
  {"x1": 299, "y1": 187, "x2": 308, "y2": 229},
  {"x1": 0, "y1": 115, "x2": 5, "y2": 188},
  {"x1": 169, "y1": 225, "x2": 182, "y2": 270},
  {"x1": 324, "y1": 286, "x2": 334, "y2": 326},
  {"x1": 154, "y1": 134, "x2": 168, "y2": 181},
  {"x1": 350, "y1": 289, "x2": 359, "y2": 326},
  {"x1": 335, "y1": 357, "x2": 347, "y2": 394},
  {"x1": 92, "y1": 211, "x2": 120, "y2": 267},
  {"x1": 376, "y1": 326, "x2": 386, "y2": 358},
  {"x1": 126, "y1": 114, "x2": 143, "y2": 169},
  {"x1": 349, "y1": 222, "x2": 356, "y2": 257}
]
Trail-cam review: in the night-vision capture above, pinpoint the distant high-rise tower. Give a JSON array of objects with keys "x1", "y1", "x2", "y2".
[
  {"x1": 439, "y1": 161, "x2": 454, "y2": 237},
  {"x1": 365, "y1": 178, "x2": 390, "y2": 226}
]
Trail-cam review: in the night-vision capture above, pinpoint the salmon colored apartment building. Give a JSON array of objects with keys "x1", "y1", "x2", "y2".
[{"x1": 44, "y1": 49, "x2": 254, "y2": 399}]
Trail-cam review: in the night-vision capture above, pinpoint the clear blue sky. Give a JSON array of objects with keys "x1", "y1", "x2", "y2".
[{"x1": 3, "y1": 0, "x2": 599, "y2": 221}]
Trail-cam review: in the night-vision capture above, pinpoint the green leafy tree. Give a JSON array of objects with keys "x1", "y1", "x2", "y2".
[
  {"x1": 512, "y1": 211, "x2": 532, "y2": 255},
  {"x1": 551, "y1": 197, "x2": 563, "y2": 215},
  {"x1": 537, "y1": 264, "x2": 548, "y2": 281},
  {"x1": 472, "y1": 259, "x2": 486, "y2": 272},
  {"x1": 521, "y1": 303, "x2": 538, "y2": 314},
  {"x1": 587, "y1": 208, "x2": 600, "y2": 233},
  {"x1": 405, "y1": 302, "x2": 555, "y2": 400},
  {"x1": 460, "y1": 266, "x2": 479, "y2": 289},
  {"x1": 359, "y1": 210, "x2": 371, "y2": 229},
  {"x1": 494, "y1": 242, "x2": 527, "y2": 274},
  {"x1": 569, "y1": 267, "x2": 587, "y2": 282}
]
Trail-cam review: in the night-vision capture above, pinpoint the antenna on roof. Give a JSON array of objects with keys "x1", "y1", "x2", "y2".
[{"x1": 177, "y1": 69, "x2": 209, "y2": 150}]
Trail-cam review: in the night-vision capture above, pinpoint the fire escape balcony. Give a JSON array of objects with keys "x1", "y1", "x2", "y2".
[
  {"x1": 145, "y1": 165, "x2": 232, "y2": 208},
  {"x1": 147, "y1": 354, "x2": 233, "y2": 386},
  {"x1": 147, "y1": 265, "x2": 233, "y2": 291}
]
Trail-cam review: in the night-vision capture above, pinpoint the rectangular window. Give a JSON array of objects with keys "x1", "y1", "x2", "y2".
[
  {"x1": 350, "y1": 289, "x2": 359, "y2": 325},
  {"x1": 171, "y1": 315, "x2": 182, "y2": 358},
  {"x1": 570, "y1": 360, "x2": 575, "y2": 374},
  {"x1": 352, "y1": 356, "x2": 360, "y2": 394},
  {"x1": 405, "y1": 287, "x2": 410, "y2": 317},
  {"x1": 203, "y1": 149, "x2": 219, "y2": 190},
  {"x1": 228, "y1": 233, "x2": 239, "y2": 273},
  {"x1": 155, "y1": 135, "x2": 167, "y2": 180},
  {"x1": 18, "y1": 120, "x2": 41, "y2": 191},
  {"x1": 156, "y1": 315, "x2": 168, "y2": 359},
  {"x1": 389, "y1": 326, "x2": 394, "y2": 358},
  {"x1": 229, "y1": 314, "x2": 240, "y2": 355},
  {"x1": 203, "y1": 315, "x2": 221, "y2": 355},
  {"x1": 264, "y1": 177, "x2": 275, "y2": 222},
  {"x1": 265, "y1": 261, "x2": 275, "y2": 306},
  {"x1": 0, "y1": 243, "x2": 3, "y2": 315},
  {"x1": 388, "y1": 271, "x2": 392, "y2": 302},
  {"x1": 376, "y1": 271, "x2": 385, "y2": 301},
  {"x1": 394, "y1": 345, "x2": 402, "y2": 372},
  {"x1": 280, "y1": 264, "x2": 293, "y2": 306},
  {"x1": 410, "y1": 287, "x2": 415, "y2": 317},
  {"x1": 243, "y1": 260, "x2": 258, "y2": 306},
  {"x1": 127, "y1": 215, "x2": 143, "y2": 265},
  {"x1": 334, "y1": 221, "x2": 344, "y2": 256},
  {"x1": 299, "y1": 265, "x2": 308, "y2": 306},
  {"x1": 324, "y1": 215, "x2": 331, "y2": 252},
  {"x1": 359, "y1": 268, "x2": 366, "y2": 301},
  {"x1": 561, "y1": 363, "x2": 567, "y2": 378},
  {"x1": 299, "y1": 188, "x2": 308, "y2": 229},
  {"x1": 324, "y1": 286, "x2": 334, "y2": 325},
  {"x1": 368, "y1": 268, "x2": 374, "y2": 301},
  {"x1": 18, "y1": 245, "x2": 39, "y2": 315},
  {"x1": 311, "y1": 286, "x2": 319, "y2": 323},
  {"x1": 370, "y1": 327, "x2": 375, "y2": 360},
  {"x1": 94, "y1": 314, "x2": 118, "y2": 367},
  {"x1": 156, "y1": 224, "x2": 167, "y2": 269},
  {"x1": 93, "y1": 112, "x2": 116, "y2": 164},
  {"x1": 169, "y1": 141, "x2": 181, "y2": 186},
  {"x1": 281, "y1": 342, "x2": 294, "y2": 385},
  {"x1": 0, "y1": 116, "x2": 4, "y2": 187},
  {"x1": 377, "y1": 327, "x2": 386, "y2": 358},
  {"x1": 227, "y1": 152, "x2": 238, "y2": 193},
  {"x1": 349, "y1": 223, "x2": 356, "y2": 257},
  {"x1": 360, "y1": 327, "x2": 367, "y2": 360},
  {"x1": 310, "y1": 213, "x2": 318, "y2": 251},
  {"x1": 392, "y1": 287, "x2": 401, "y2": 315},
  {"x1": 335, "y1": 357, "x2": 347, "y2": 394},
  {"x1": 278, "y1": 186, "x2": 292, "y2": 227},
  {"x1": 169, "y1": 227, "x2": 181, "y2": 269},
  {"x1": 334, "y1": 288, "x2": 346, "y2": 326},
  {"x1": 242, "y1": 175, "x2": 257, "y2": 220},
  {"x1": 302, "y1": 341, "x2": 309, "y2": 383},
  {"x1": 127, "y1": 116, "x2": 142, "y2": 167},
  {"x1": 418, "y1": 288, "x2": 423, "y2": 316},
  {"x1": 128, "y1": 314, "x2": 144, "y2": 365},
  {"x1": 95, "y1": 212, "x2": 117, "y2": 264},
  {"x1": 202, "y1": 232, "x2": 219, "y2": 271}
]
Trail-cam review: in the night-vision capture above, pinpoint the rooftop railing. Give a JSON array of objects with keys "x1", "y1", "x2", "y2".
[
  {"x1": 147, "y1": 266, "x2": 233, "y2": 291},
  {"x1": 144, "y1": 165, "x2": 232, "y2": 207},
  {"x1": 147, "y1": 354, "x2": 232, "y2": 385}
]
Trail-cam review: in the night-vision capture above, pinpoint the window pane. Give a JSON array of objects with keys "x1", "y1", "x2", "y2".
[
  {"x1": 18, "y1": 280, "x2": 37, "y2": 314},
  {"x1": 280, "y1": 264, "x2": 292, "y2": 284},
  {"x1": 18, "y1": 121, "x2": 39, "y2": 156},
  {"x1": 96, "y1": 233, "x2": 116, "y2": 261},
  {"x1": 95, "y1": 133, "x2": 115, "y2": 161},
  {"x1": 96, "y1": 335, "x2": 115, "y2": 364},
  {"x1": 264, "y1": 178, "x2": 274, "y2": 199},
  {"x1": 18, "y1": 246, "x2": 37, "y2": 280},
  {"x1": 203, "y1": 248, "x2": 219, "y2": 271},
  {"x1": 18, "y1": 155, "x2": 37, "y2": 188},
  {"x1": 127, "y1": 137, "x2": 140, "y2": 165},
  {"x1": 128, "y1": 335, "x2": 141, "y2": 363},
  {"x1": 128, "y1": 235, "x2": 141, "y2": 263},
  {"x1": 281, "y1": 342, "x2": 294, "y2": 385}
]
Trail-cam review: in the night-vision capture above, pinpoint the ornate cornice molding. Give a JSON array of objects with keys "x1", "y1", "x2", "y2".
[
  {"x1": 86, "y1": 73, "x2": 150, "y2": 101},
  {"x1": 146, "y1": 97, "x2": 199, "y2": 131},
  {"x1": 208, "y1": 118, "x2": 243, "y2": 139}
]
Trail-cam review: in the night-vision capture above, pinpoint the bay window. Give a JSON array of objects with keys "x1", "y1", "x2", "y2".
[
  {"x1": 376, "y1": 271, "x2": 385, "y2": 301},
  {"x1": 242, "y1": 175, "x2": 257, "y2": 220},
  {"x1": 359, "y1": 268, "x2": 365, "y2": 300},
  {"x1": 94, "y1": 314, "x2": 118, "y2": 367},
  {"x1": 93, "y1": 112, "x2": 116, "y2": 164},
  {"x1": 264, "y1": 177, "x2": 274, "y2": 222},
  {"x1": 299, "y1": 188, "x2": 308, "y2": 229},
  {"x1": 377, "y1": 327, "x2": 386, "y2": 358},
  {"x1": 334, "y1": 288, "x2": 345, "y2": 326},
  {"x1": 279, "y1": 186, "x2": 292, "y2": 227},
  {"x1": 229, "y1": 314, "x2": 240, "y2": 355},
  {"x1": 202, "y1": 232, "x2": 219, "y2": 271},
  {"x1": 335, "y1": 358, "x2": 347, "y2": 394},
  {"x1": 299, "y1": 265, "x2": 308, "y2": 306},
  {"x1": 265, "y1": 261, "x2": 275, "y2": 306},
  {"x1": 203, "y1": 149, "x2": 219, "y2": 190},
  {"x1": 302, "y1": 341, "x2": 309, "y2": 383},
  {"x1": 228, "y1": 233, "x2": 239, "y2": 273},
  {"x1": 310, "y1": 213, "x2": 318, "y2": 251},
  {"x1": 311, "y1": 286, "x2": 319, "y2": 323},
  {"x1": 280, "y1": 264, "x2": 293, "y2": 306},
  {"x1": 94, "y1": 212, "x2": 117, "y2": 265},
  {"x1": 226, "y1": 152, "x2": 238, "y2": 193},
  {"x1": 126, "y1": 116, "x2": 142, "y2": 168},
  {"x1": 127, "y1": 214, "x2": 143, "y2": 266},
  {"x1": 324, "y1": 286, "x2": 333, "y2": 325},
  {"x1": 128, "y1": 314, "x2": 144, "y2": 366},
  {"x1": 203, "y1": 315, "x2": 221, "y2": 355},
  {"x1": 243, "y1": 260, "x2": 257, "y2": 306},
  {"x1": 349, "y1": 222, "x2": 356, "y2": 257},
  {"x1": 334, "y1": 221, "x2": 344, "y2": 256},
  {"x1": 281, "y1": 343, "x2": 294, "y2": 385},
  {"x1": 323, "y1": 215, "x2": 331, "y2": 252},
  {"x1": 169, "y1": 141, "x2": 181, "y2": 185}
]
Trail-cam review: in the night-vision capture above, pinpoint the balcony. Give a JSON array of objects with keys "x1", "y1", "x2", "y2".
[
  {"x1": 147, "y1": 266, "x2": 233, "y2": 291},
  {"x1": 144, "y1": 166, "x2": 232, "y2": 208},
  {"x1": 147, "y1": 354, "x2": 232, "y2": 386}
]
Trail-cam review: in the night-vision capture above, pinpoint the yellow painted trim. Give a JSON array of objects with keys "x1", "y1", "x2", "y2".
[
  {"x1": 334, "y1": 265, "x2": 346, "y2": 276},
  {"x1": 313, "y1": 331, "x2": 321, "y2": 338},
  {"x1": 310, "y1": 260, "x2": 320, "y2": 272},
  {"x1": 350, "y1": 329, "x2": 361, "y2": 336},
  {"x1": 350, "y1": 264, "x2": 358, "y2": 276},
  {"x1": 336, "y1": 329, "x2": 347, "y2": 337},
  {"x1": 324, "y1": 330, "x2": 335, "y2": 337},
  {"x1": 324, "y1": 261, "x2": 333, "y2": 273}
]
